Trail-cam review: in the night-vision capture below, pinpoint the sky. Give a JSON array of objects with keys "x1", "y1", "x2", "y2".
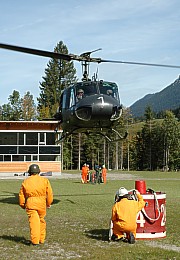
[{"x1": 1, "y1": 0, "x2": 180, "y2": 107}]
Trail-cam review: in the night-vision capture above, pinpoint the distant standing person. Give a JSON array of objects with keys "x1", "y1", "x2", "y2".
[
  {"x1": 19, "y1": 164, "x2": 53, "y2": 245},
  {"x1": 101, "y1": 165, "x2": 107, "y2": 184},
  {"x1": 81, "y1": 163, "x2": 88, "y2": 183}
]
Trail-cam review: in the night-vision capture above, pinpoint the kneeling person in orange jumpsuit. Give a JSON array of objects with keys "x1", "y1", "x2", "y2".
[
  {"x1": 111, "y1": 187, "x2": 145, "y2": 243},
  {"x1": 19, "y1": 164, "x2": 53, "y2": 245}
]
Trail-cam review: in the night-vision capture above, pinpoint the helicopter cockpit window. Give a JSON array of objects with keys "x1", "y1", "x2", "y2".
[
  {"x1": 76, "y1": 82, "x2": 97, "y2": 100},
  {"x1": 99, "y1": 82, "x2": 120, "y2": 101}
]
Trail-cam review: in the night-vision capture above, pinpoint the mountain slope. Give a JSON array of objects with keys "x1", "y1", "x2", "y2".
[{"x1": 130, "y1": 76, "x2": 180, "y2": 117}]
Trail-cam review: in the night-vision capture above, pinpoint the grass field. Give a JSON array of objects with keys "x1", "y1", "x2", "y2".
[{"x1": 0, "y1": 171, "x2": 179, "y2": 259}]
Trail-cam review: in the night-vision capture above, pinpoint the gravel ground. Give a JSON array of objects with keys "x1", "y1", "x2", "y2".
[
  {"x1": 0, "y1": 172, "x2": 179, "y2": 181},
  {"x1": 0, "y1": 172, "x2": 138, "y2": 180}
]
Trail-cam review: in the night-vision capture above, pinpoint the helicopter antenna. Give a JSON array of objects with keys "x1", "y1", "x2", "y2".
[
  {"x1": 80, "y1": 48, "x2": 102, "y2": 81},
  {"x1": 92, "y1": 67, "x2": 99, "y2": 81}
]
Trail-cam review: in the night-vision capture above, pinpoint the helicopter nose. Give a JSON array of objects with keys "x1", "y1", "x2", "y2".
[
  {"x1": 75, "y1": 95, "x2": 121, "y2": 121},
  {"x1": 75, "y1": 104, "x2": 112, "y2": 121},
  {"x1": 92, "y1": 103, "x2": 113, "y2": 119}
]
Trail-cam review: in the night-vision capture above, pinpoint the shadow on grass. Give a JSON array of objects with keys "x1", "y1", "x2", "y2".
[
  {"x1": 0, "y1": 192, "x2": 18, "y2": 204},
  {"x1": 0, "y1": 235, "x2": 31, "y2": 246},
  {"x1": 52, "y1": 198, "x2": 61, "y2": 205},
  {"x1": 85, "y1": 229, "x2": 109, "y2": 241},
  {"x1": 56, "y1": 193, "x2": 112, "y2": 197},
  {"x1": 0, "y1": 192, "x2": 61, "y2": 205}
]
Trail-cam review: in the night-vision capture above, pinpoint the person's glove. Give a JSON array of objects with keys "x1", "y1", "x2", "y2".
[{"x1": 135, "y1": 189, "x2": 140, "y2": 195}]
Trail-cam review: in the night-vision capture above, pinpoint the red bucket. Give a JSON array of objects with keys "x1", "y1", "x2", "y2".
[{"x1": 136, "y1": 191, "x2": 166, "y2": 239}]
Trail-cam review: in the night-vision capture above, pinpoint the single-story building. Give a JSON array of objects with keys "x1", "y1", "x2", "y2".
[{"x1": 0, "y1": 120, "x2": 62, "y2": 176}]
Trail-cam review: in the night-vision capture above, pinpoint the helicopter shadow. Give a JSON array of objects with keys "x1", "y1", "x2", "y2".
[
  {"x1": 85, "y1": 229, "x2": 109, "y2": 242},
  {"x1": 0, "y1": 234, "x2": 31, "y2": 246}
]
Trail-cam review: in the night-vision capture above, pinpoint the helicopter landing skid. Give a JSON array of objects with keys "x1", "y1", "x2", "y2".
[
  {"x1": 99, "y1": 129, "x2": 128, "y2": 142},
  {"x1": 56, "y1": 127, "x2": 128, "y2": 143}
]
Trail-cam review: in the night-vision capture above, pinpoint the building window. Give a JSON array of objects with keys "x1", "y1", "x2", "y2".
[
  {"x1": 39, "y1": 133, "x2": 45, "y2": 144},
  {"x1": 4, "y1": 155, "x2": 11, "y2": 161},
  {"x1": 32, "y1": 155, "x2": 38, "y2": 161},
  {"x1": 0, "y1": 131, "x2": 60, "y2": 162},
  {"x1": 12, "y1": 155, "x2": 24, "y2": 161},
  {"x1": 26, "y1": 133, "x2": 38, "y2": 145}
]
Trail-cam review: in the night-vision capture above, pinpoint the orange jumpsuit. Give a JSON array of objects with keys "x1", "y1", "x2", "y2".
[
  {"x1": 101, "y1": 167, "x2": 107, "y2": 184},
  {"x1": 111, "y1": 194, "x2": 145, "y2": 239},
  {"x1": 81, "y1": 165, "x2": 88, "y2": 183},
  {"x1": 19, "y1": 174, "x2": 53, "y2": 245}
]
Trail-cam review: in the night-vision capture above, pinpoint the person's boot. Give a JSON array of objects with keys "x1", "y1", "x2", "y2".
[{"x1": 128, "y1": 232, "x2": 135, "y2": 244}]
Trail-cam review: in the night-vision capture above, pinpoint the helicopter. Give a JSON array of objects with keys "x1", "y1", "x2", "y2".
[{"x1": 1, "y1": 43, "x2": 180, "y2": 142}]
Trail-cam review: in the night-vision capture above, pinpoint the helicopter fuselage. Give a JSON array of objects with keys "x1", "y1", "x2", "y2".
[{"x1": 55, "y1": 80, "x2": 122, "y2": 135}]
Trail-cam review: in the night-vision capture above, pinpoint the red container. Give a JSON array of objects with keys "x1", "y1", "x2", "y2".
[
  {"x1": 136, "y1": 191, "x2": 166, "y2": 239},
  {"x1": 135, "y1": 180, "x2": 146, "y2": 194}
]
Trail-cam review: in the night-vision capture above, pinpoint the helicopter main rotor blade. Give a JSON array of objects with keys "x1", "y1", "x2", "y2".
[
  {"x1": 100, "y1": 59, "x2": 180, "y2": 69},
  {"x1": 1, "y1": 43, "x2": 180, "y2": 69},
  {"x1": 0, "y1": 43, "x2": 72, "y2": 61}
]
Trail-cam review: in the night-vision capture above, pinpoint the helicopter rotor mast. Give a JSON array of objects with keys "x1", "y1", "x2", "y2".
[{"x1": 79, "y1": 48, "x2": 102, "y2": 81}]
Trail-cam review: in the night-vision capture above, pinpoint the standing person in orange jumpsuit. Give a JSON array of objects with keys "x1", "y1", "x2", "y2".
[
  {"x1": 86, "y1": 164, "x2": 90, "y2": 182},
  {"x1": 81, "y1": 163, "x2": 86, "y2": 183},
  {"x1": 81, "y1": 163, "x2": 88, "y2": 183},
  {"x1": 19, "y1": 164, "x2": 53, "y2": 246},
  {"x1": 111, "y1": 187, "x2": 145, "y2": 244},
  {"x1": 101, "y1": 165, "x2": 107, "y2": 184}
]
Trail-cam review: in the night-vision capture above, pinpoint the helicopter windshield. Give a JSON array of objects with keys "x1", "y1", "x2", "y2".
[
  {"x1": 76, "y1": 82, "x2": 98, "y2": 99},
  {"x1": 75, "y1": 81, "x2": 119, "y2": 101},
  {"x1": 98, "y1": 81, "x2": 120, "y2": 101}
]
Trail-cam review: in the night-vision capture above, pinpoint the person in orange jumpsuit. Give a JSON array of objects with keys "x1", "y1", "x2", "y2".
[
  {"x1": 81, "y1": 163, "x2": 86, "y2": 183},
  {"x1": 87, "y1": 164, "x2": 91, "y2": 182},
  {"x1": 19, "y1": 164, "x2": 53, "y2": 245},
  {"x1": 111, "y1": 187, "x2": 145, "y2": 243},
  {"x1": 81, "y1": 163, "x2": 88, "y2": 183},
  {"x1": 101, "y1": 165, "x2": 107, "y2": 184}
]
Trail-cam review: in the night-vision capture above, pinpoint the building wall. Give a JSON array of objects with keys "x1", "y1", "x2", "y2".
[
  {"x1": 0, "y1": 121, "x2": 62, "y2": 174},
  {"x1": 0, "y1": 161, "x2": 61, "y2": 173}
]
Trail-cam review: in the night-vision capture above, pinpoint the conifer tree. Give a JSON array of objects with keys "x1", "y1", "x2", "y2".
[
  {"x1": 21, "y1": 91, "x2": 37, "y2": 120},
  {"x1": 1, "y1": 90, "x2": 37, "y2": 121},
  {"x1": 8, "y1": 90, "x2": 22, "y2": 120},
  {"x1": 37, "y1": 41, "x2": 77, "y2": 119},
  {"x1": 162, "y1": 110, "x2": 180, "y2": 171}
]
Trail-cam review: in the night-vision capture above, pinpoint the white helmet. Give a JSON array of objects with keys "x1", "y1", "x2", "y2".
[{"x1": 117, "y1": 187, "x2": 128, "y2": 197}]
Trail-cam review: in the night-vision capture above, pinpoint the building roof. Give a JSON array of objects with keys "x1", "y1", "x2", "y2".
[{"x1": 0, "y1": 121, "x2": 62, "y2": 132}]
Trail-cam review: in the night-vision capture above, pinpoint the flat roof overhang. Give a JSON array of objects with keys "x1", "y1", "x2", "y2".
[{"x1": 0, "y1": 121, "x2": 62, "y2": 132}]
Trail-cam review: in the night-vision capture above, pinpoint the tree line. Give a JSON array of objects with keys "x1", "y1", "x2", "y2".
[{"x1": 1, "y1": 41, "x2": 179, "y2": 171}]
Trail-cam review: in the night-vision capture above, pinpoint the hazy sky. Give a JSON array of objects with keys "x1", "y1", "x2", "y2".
[{"x1": 1, "y1": 0, "x2": 180, "y2": 107}]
